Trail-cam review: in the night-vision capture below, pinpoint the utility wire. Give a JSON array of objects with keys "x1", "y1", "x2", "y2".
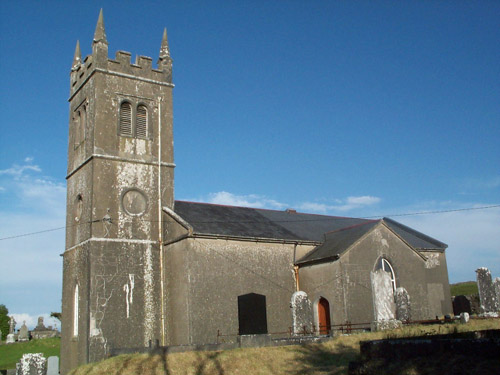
[{"x1": 1, "y1": 204, "x2": 499, "y2": 241}]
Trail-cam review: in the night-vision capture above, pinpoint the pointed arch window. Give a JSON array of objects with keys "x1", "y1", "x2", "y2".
[
  {"x1": 119, "y1": 102, "x2": 133, "y2": 136},
  {"x1": 136, "y1": 105, "x2": 148, "y2": 138},
  {"x1": 376, "y1": 258, "x2": 397, "y2": 293}
]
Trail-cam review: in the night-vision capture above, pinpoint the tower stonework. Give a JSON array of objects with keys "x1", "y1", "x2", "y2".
[{"x1": 61, "y1": 11, "x2": 173, "y2": 374}]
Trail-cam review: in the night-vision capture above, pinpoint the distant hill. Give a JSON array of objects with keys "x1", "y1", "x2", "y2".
[{"x1": 450, "y1": 281, "x2": 478, "y2": 296}]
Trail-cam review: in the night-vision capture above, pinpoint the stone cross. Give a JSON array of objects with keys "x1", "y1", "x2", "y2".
[
  {"x1": 290, "y1": 291, "x2": 313, "y2": 335},
  {"x1": 476, "y1": 267, "x2": 499, "y2": 315}
]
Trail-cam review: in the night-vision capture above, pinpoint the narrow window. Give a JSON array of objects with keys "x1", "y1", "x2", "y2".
[
  {"x1": 136, "y1": 105, "x2": 148, "y2": 138},
  {"x1": 119, "y1": 102, "x2": 132, "y2": 136},
  {"x1": 80, "y1": 105, "x2": 86, "y2": 144},
  {"x1": 73, "y1": 284, "x2": 79, "y2": 337}
]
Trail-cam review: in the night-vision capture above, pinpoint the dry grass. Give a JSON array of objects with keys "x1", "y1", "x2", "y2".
[{"x1": 70, "y1": 319, "x2": 499, "y2": 375}]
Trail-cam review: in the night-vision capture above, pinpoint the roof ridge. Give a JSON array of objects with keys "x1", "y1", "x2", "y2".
[
  {"x1": 174, "y1": 200, "x2": 364, "y2": 219},
  {"x1": 323, "y1": 219, "x2": 379, "y2": 236}
]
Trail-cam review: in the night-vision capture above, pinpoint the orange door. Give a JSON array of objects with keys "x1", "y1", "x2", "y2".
[{"x1": 318, "y1": 297, "x2": 331, "y2": 335}]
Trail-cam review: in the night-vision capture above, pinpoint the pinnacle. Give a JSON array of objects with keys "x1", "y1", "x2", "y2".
[
  {"x1": 159, "y1": 28, "x2": 170, "y2": 59},
  {"x1": 93, "y1": 9, "x2": 107, "y2": 44},
  {"x1": 73, "y1": 40, "x2": 81, "y2": 67}
]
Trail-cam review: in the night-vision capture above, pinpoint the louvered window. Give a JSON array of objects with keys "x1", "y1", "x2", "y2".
[
  {"x1": 136, "y1": 105, "x2": 148, "y2": 138},
  {"x1": 119, "y1": 102, "x2": 132, "y2": 136}
]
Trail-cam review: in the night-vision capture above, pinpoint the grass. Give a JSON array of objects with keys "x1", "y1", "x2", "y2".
[
  {"x1": 450, "y1": 281, "x2": 478, "y2": 296},
  {"x1": 0, "y1": 337, "x2": 60, "y2": 370},
  {"x1": 69, "y1": 319, "x2": 499, "y2": 375}
]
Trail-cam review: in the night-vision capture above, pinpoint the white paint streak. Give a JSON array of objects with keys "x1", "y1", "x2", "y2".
[
  {"x1": 143, "y1": 243, "x2": 155, "y2": 346},
  {"x1": 424, "y1": 253, "x2": 440, "y2": 269}
]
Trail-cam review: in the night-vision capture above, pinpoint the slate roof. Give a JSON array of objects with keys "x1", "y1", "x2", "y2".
[{"x1": 173, "y1": 201, "x2": 448, "y2": 264}]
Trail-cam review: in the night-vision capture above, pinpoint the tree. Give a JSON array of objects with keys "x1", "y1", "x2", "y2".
[
  {"x1": 50, "y1": 312, "x2": 62, "y2": 322},
  {"x1": 0, "y1": 304, "x2": 9, "y2": 341}
]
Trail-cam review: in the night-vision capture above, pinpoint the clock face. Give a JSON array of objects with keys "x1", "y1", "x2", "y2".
[{"x1": 122, "y1": 189, "x2": 147, "y2": 216}]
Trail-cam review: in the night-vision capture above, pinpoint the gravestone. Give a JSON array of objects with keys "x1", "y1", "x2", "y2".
[
  {"x1": 18, "y1": 322, "x2": 29, "y2": 342},
  {"x1": 290, "y1": 291, "x2": 313, "y2": 335},
  {"x1": 460, "y1": 312, "x2": 469, "y2": 324},
  {"x1": 46, "y1": 357, "x2": 59, "y2": 375},
  {"x1": 371, "y1": 269, "x2": 396, "y2": 322},
  {"x1": 15, "y1": 353, "x2": 46, "y2": 375},
  {"x1": 452, "y1": 295, "x2": 472, "y2": 315},
  {"x1": 6, "y1": 316, "x2": 16, "y2": 344},
  {"x1": 476, "y1": 267, "x2": 499, "y2": 314},
  {"x1": 395, "y1": 287, "x2": 411, "y2": 322},
  {"x1": 494, "y1": 277, "x2": 500, "y2": 306}
]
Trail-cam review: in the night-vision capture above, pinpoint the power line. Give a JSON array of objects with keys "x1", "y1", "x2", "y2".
[{"x1": 0, "y1": 204, "x2": 498, "y2": 241}]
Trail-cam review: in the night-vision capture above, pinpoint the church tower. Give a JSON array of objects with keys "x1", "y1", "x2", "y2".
[{"x1": 61, "y1": 11, "x2": 173, "y2": 373}]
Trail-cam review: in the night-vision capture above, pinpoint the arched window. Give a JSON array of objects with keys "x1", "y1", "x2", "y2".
[
  {"x1": 73, "y1": 284, "x2": 79, "y2": 337},
  {"x1": 136, "y1": 105, "x2": 148, "y2": 138},
  {"x1": 375, "y1": 258, "x2": 396, "y2": 293},
  {"x1": 119, "y1": 102, "x2": 132, "y2": 136}
]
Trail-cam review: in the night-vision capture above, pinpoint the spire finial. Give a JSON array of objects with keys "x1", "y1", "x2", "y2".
[
  {"x1": 159, "y1": 28, "x2": 170, "y2": 59},
  {"x1": 72, "y1": 40, "x2": 81, "y2": 68},
  {"x1": 93, "y1": 9, "x2": 107, "y2": 44}
]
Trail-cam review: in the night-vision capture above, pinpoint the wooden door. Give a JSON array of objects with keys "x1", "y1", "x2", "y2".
[{"x1": 318, "y1": 297, "x2": 331, "y2": 335}]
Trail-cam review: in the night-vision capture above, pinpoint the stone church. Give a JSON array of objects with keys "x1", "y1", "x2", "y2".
[{"x1": 60, "y1": 11, "x2": 453, "y2": 374}]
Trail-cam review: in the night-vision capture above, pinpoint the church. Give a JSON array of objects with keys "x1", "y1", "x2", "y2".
[{"x1": 60, "y1": 11, "x2": 453, "y2": 374}]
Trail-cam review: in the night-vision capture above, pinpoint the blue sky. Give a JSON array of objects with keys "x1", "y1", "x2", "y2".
[{"x1": 0, "y1": 1, "x2": 499, "y2": 328}]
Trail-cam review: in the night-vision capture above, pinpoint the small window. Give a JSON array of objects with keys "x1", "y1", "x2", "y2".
[
  {"x1": 73, "y1": 284, "x2": 79, "y2": 337},
  {"x1": 119, "y1": 102, "x2": 132, "y2": 136},
  {"x1": 136, "y1": 105, "x2": 148, "y2": 138},
  {"x1": 376, "y1": 258, "x2": 396, "y2": 293}
]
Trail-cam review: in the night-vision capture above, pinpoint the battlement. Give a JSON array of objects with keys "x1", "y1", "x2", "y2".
[{"x1": 70, "y1": 10, "x2": 172, "y2": 99}]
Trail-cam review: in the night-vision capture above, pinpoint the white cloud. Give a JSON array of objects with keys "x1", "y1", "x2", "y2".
[
  {"x1": 196, "y1": 191, "x2": 289, "y2": 210},
  {"x1": 24, "y1": 157, "x2": 34, "y2": 163},
  {"x1": 0, "y1": 159, "x2": 65, "y2": 316},
  {"x1": 10, "y1": 313, "x2": 60, "y2": 331},
  {"x1": 395, "y1": 203, "x2": 500, "y2": 283},
  {"x1": 298, "y1": 195, "x2": 381, "y2": 213}
]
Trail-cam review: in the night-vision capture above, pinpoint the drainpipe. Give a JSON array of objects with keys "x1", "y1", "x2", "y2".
[
  {"x1": 158, "y1": 97, "x2": 166, "y2": 346},
  {"x1": 294, "y1": 265, "x2": 300, "y2": 292}
]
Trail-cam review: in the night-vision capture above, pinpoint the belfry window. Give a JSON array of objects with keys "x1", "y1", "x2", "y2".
[
  {"x1": 376, "y1": 258, "x2": 397, "y2": 293},
  {"x1": 136, "y1": 105, "x2": 148, "y2": 138},
  {"x1": 119, "y1": 101, "x2": 149, "y2": 139},
  {"x1": 119, "y1": 102, "x2": 133, "y2": 136}
]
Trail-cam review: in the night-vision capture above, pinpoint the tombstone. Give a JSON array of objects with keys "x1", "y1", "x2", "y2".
[
  {"x1": 371, "y1": 269, "x2": 396, "y2": 322},
  {"x1": 395, "y1": 287, "x2": 411, "y2": 322},
  {"x1": 15, "y1": 353, "x2": 46, "y2": 375},
  {"x1": 494, "y1": 277, "x2": 500, "y2": 306},
  {"x1": 9, "y1": 316, "x2": 16, "y2": 334},
  {"x1": 476, "y1": 267, "x2": 499, "y2": 314},
  {"x1": 46, "y1": 357, "x2": 59, "y2": 375},
  {"x1": 290, "y1": 291, "x2": 313, "y2": 335},
  {"x1": 18, "y1": 322, "x2": 29, "y2": 342},
  {"x1": 460, "y1": 312, "x2": 469, "y2": 324},
  {"x1": 452, "y1": 295, "x2": 472, "y2": 315}
]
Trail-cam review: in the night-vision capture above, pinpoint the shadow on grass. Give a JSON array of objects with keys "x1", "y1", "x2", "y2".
[
  {"x1": 152, "y1": 348, "x2": 225, "y2": 375},
  {"x1": 290, "y1": 342, "x2": 359, "y2": 375}
]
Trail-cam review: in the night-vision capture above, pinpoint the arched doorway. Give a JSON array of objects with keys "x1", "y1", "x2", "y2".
[{"x1": 317, "y1": 297, "x2": 331, "y2": 335}]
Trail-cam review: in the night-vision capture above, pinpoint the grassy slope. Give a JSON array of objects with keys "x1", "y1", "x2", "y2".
[
  {"x1": 450, "y1": 281, "x2": 478, "y2": 296},
  {"x1": 70, "y1": 319, "x2": 499, "y2": 375},
  {"x1": 0, "y1": 337, "x2": 60, "y2": 370}
]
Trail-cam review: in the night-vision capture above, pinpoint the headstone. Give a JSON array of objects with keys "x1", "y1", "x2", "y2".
[
  {"x1": 6, "y1": 333, "x2": 16, "y2": 344},
  {"x1": 460, "y1": 312, "x2": 469, "y2": 324},
  {"x1": 46, "y1": 357, "x2": 59, "y2": 375},
  {"x1": 290, "y1": 291, "x2": 313, "y2": 335},
  {"x1": 15, "y1": 353, "x2": 46, "y2": 375},
  {"x1": 371, "y1": 269, "x2": 396, "y2": 322},
  {"x1": 18, "y1": 322, "x2": 29, "y2": 342},
  {"x1": 452, "y1": 295, "x2": 472, "y2": 315},
  {"x1": 494, "y1": 277, "x2": 500, "y2": 306},
  {"x1": 476, "y1": 267, "x2": 499, "y2": 314},
  {"x1": 9, "y1": 316, "x2": 16, "y2": 334},
  {"x1": 395, "y1": 287, "x2": 411, "y2": 322}
]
